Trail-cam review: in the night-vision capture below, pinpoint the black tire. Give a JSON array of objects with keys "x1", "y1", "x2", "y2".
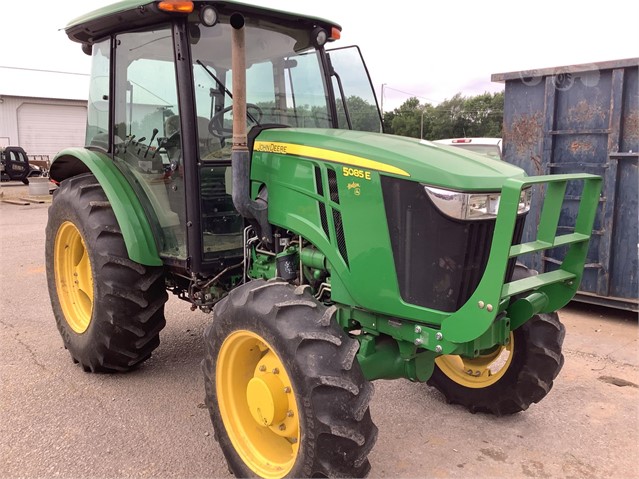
[
  {"x1": 46, "y1": 173, "x2": 168, "y2": 372},
  {"x1": 428, "y1": 311, "x2": 565, "y2": 416},
  {"x1": 202, "y1": 279, "x2": 378, "y2": 478}
]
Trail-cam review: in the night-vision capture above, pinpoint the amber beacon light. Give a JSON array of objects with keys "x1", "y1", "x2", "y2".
[{"x1": 158, "y1": 0, "x2": 194, "y2": 13}]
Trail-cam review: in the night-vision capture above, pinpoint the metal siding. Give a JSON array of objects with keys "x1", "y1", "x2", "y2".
[
  {"x1": 620, "y1": 67, "x2": 639, "y2": 153},
  {"x1": 500, "y1": 60, "x2": 639, "y2": 310},
  {"x1": 18, "y1": 102, "x2": 87, "y2": 158},
  {"x1": 502, "y1": 80, "x2": 546, "y2": 272},
  {"x1": 0, "y1": 96, "x2": 23, "y2": 147}
]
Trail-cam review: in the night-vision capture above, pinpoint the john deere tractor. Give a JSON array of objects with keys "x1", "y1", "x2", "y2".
[{"x1": 46, "y1": 1, "x2": 602, "y2": 477}]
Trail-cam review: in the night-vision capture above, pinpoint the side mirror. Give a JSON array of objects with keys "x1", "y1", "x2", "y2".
[{"x1": 282, "y1": 59, "x2": 298, "y2": 69}]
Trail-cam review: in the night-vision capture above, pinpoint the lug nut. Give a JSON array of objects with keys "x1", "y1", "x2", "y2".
[
  {"x1": 435, "y1": 332, "x2": 443, "y2": 341},
  {"x1": 279, "y1": 424, "x2": 286, "y2": 431},
  {"x1": 414, "y1": 338, "x2": 423, "y2": 346},
  {"x1": 283, "y1": 387, "x2": 291, "y2": 393},
  {"x1": 272, "y1": 368, "x2": 279, "y2": 374},
  {"x1": 414, "y1": 326, "x2": 422, "y2": 334},
  {"x1": 287, "y1": 410, "x2": 294, "y2": 418},
  {"x1": 259, "y1": 365, "x2": 266, "y2": 372},
  {"x1": 435, "y1": 345, "x2": 443, "y2": 353}
]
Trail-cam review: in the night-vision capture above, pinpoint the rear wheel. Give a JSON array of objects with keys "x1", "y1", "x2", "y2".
[
  {"x1": 203, "y1": 279, "x2": 377, "y2": 478},
  {"x1": 46, "y1": 173, "x2": 168, "y2": 372},
  {"x1": 428, "y1": 312, "x2": 565, "y2": 415}
]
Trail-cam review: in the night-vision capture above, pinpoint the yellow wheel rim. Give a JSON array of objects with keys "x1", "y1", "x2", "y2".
[
  {"x1": 217, "y1": 330, "x2": 300, "y2": 478},
  {"x1": 54, "y1": 221, "x2": 94, "y2": 334},
  {"x1": 435, "y1": 334, "x2": 514, "y2": 388}
]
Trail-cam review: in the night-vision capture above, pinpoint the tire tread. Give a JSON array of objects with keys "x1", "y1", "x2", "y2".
[
  {"x1": 202, "y1": 280, "x2": 377, "y2": 477},
  {"x1": 428, "y1": 312, "x2": 565, "y2": 416},
  {"x1": 46, "y1": 173, "x2": 167, "y2": 373}
]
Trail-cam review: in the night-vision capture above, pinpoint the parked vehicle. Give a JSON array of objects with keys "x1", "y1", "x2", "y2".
[
  {"x1": 493, "y1": 58, "x2": 638, "y2": 311},
  {"x1": 27, "y1": 155, "x2": 50, "y2": 177},
  {"x1": 0, "y1": 146, "x2": 42, "y2": 183},
  {"x1": 433, "y1": 137, "x2": 503, "y2": 160},
  {"x1": 45, "y1": 2, "x2": 602, "y2": 477}
]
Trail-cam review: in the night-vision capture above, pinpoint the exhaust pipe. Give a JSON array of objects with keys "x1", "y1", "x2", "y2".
[{"x1": 230, "y1": 13, "x2": 272, "y2": 244}]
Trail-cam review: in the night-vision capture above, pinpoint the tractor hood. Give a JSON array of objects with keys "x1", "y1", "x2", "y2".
[{"x1": 254, "y1": 128, "x2": 525, "y2": 191}]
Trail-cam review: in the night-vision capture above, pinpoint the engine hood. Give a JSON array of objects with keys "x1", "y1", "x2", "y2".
[{"x1": 255, "y1": 128, "x2": 525, "y2": 191}]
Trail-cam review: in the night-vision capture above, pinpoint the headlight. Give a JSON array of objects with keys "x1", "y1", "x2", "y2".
[{"x1": 424, "y1": 186, "x2": 531, "y2": 220}]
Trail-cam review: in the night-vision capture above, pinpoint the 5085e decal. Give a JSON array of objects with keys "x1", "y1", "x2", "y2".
[{"x1": 253, "y1": 141, "x2": 410, "y2": 177}]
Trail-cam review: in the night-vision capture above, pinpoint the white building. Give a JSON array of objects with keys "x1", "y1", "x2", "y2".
[{"x1": 0, "y1": 66, "x2": 89, "y2": 160}]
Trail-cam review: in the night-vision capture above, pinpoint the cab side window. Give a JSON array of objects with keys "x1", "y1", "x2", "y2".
[
  {"x1": 86, "y1": 39, "x2": 110, "y2": 150},
  {"x1": 113, "y1": 26, "x2": 187, "y2": 259}
]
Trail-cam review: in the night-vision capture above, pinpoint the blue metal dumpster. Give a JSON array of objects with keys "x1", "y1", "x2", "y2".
[{"x1": 493, "y1": 58, "x2": 638, "y2": 311}]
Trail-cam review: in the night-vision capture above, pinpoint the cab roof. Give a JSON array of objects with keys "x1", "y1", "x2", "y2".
[{"x1": 65, "y1": 0, "x2": 341, "y2": 45}]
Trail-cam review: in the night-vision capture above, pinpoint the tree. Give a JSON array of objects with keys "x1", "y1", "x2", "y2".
[
  {"x1": 383, "y1": 91, "x2": 504, "y2": 140},
  {"x1": 460, "y1": 92, "x2": 504, "y2": 137},
  {"x1": 430, "y1": 93, "x2": 468, "y2": 139},
  {"x1": 384, "y1": 97, "x2": 434, "y2": 139},
  {"x1": 340, "y1": 95, "x2": 381, "y2": 132}
]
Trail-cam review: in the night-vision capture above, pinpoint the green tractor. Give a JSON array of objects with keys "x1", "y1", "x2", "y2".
[{"x1": 45, "y1": 1, "x2": 602, "y2": 477}]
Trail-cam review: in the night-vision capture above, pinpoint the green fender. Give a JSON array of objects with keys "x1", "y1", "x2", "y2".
[{"x1": 50, "y1": 147, "x2": 162, "y2": 266}]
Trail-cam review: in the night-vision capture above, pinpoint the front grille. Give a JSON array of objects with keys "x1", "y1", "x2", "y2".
[
  {"x1": 327, "y1": 168, "x2": 340, "y2": 204},
  {"x1": 333, "y1": 209, "x2": 349, "y2": 267},
  {"x1": 315, "y1": 167, "x2": 330, "y2": 240},
  {"x1": 314, "y1": 166, "x2": 324, "y2": 196},
  {"x1": 382, "y1": 177, "x2": 525, "y2": 312}
]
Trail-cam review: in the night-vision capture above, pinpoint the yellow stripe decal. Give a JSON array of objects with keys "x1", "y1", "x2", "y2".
[{"x1": 254, "y1": 141, "x2": 410, "y2": 177}]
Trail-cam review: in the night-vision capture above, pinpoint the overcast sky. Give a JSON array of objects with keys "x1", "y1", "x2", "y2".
[{"x1": 1, "y1": 0, "x2": 638, "y2": 110}]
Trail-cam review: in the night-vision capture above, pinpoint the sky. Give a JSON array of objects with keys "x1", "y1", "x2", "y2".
[{"x1": 1, "y1": 0, "x2": 638, "y2": 111}]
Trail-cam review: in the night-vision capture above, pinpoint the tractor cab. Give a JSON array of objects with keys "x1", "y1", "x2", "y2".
[{"x1": 66, "y1": 2, "x2": 381, "y2": 273}]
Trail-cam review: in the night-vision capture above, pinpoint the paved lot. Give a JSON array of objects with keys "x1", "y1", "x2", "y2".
[{"x1": 1, "y1": 187, "x2": 637, "y2": 479}]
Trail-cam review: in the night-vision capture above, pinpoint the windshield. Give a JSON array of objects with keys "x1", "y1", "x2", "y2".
[{"x1": 190, "y1": 19, "x2": 331, "y2": 160}]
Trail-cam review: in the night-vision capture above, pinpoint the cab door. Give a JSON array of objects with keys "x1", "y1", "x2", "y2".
[{"x1": 326, "y1": 46, "x2": 383, "y2": 132}]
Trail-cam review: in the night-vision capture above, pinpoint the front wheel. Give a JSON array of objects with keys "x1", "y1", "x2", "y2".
[
  {"x1": 202, "y1": 279, "x2": 377, "y2": 478},
  {"x1": 428, "y1": 312, "x2": 565, "y2": 415}
]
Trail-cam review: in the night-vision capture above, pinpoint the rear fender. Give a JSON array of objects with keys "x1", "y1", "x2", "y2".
[{"x1": 51, "y1": 148, "x2": 162, "y2": 266}]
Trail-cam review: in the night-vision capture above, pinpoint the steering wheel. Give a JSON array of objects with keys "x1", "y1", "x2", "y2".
[
  {"x1": 157, "y1": 129, "x2": 180, "y2": 150},
  {"x1": 208, "y1": 103, "x2": 263, "y2": 139}
]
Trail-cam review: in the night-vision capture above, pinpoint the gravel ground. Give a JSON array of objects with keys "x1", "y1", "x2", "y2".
[{"x1": 1, "y1": 198, "x2": 637, "y2": 479}]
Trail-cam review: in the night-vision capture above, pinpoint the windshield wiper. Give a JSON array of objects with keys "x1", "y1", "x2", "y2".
[{"x1": 195, "y1": 59, "x2": 259, "y2": 124}]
